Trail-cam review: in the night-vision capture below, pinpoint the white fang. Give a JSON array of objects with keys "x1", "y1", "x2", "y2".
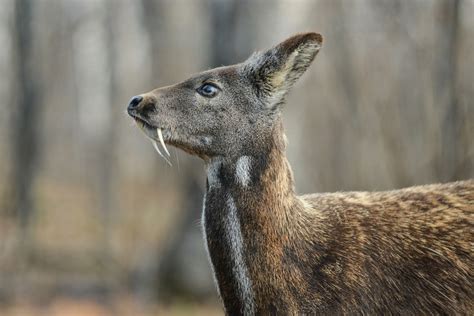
[
  {"x1": 157, "y1": 128, "x2": 170, "y2": 156},
  {"x1": 225, "y1": 196, "x2": 255, "y2": 315},
  {"x1": 235, "y1": 156, "x2": 252, "y2": 187}
]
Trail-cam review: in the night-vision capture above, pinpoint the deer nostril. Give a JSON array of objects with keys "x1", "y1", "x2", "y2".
[{"x1": 128, "y1": 95, "x2": 143, "y2": 111}]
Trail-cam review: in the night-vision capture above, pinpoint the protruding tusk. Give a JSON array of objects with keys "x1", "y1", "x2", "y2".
[
  {"x1": 152, "y1": 140, "x2": 172, "y2": 166},
  {"x1": 157, "y1": 128, "x2": 170, "y2": 156},
  {"x1": 152, "y1": 140, "x2": 164, "y2": 157}
]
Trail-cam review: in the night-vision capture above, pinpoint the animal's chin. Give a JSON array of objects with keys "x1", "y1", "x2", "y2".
[{"x1": 167, "y1": 136, "x2": 214, "y2": 160}]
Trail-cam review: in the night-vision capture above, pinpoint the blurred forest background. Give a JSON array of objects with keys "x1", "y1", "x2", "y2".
[{"x1": 0, "y1": 0, "x2": 473, "y2": 315}]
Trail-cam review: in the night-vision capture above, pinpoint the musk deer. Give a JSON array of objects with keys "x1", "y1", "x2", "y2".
[{"x1": 127, "y1": 33, "x2": 474, "y2": 314}]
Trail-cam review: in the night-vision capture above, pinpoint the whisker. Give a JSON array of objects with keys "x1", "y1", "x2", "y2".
[
  {"x1": 152, "y1": 140, "x2": 172, "y2": 166},
  {"x1": 175, "y1": 148, "x2": 180, "y2": 173}
]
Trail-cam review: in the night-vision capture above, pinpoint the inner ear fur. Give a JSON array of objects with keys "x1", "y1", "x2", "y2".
[{"x1": 243, "y1": 32, "x2": 323, "y2": 108}]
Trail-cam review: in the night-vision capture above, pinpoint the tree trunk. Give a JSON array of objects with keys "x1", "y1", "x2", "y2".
[
  {"x1": 95, "y1": 0, "x2": 121, "y2": 300},
  {"x1": 435, "y1": 0, "x2": 461, "y2": 181},
  {"x1": 11, "y1": 0, "x2": 40, "y2": 235}
]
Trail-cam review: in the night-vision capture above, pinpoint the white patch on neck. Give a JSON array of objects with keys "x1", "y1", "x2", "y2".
[
  {"x1": 207, "y1": 158, "x2": 222, "y2": 189},
  {"x1": 201, "y1": 194, "x2": 224, "y2": 310},
  {"x1": 225, "y1": 195, "x2": 255, "y2": 315},
  {"x1": 235, "y1": 156, "x2": 252, "y2": 187}
]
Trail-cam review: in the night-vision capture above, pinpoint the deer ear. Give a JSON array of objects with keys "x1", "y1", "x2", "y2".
[{"x1": 243, "y1": 32, "x2": 322, "y2": 109}]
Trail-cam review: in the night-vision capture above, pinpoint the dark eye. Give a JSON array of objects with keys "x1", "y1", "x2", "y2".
[{"x1": 197, "y1": 83, "x2": 219, "y2": 98}]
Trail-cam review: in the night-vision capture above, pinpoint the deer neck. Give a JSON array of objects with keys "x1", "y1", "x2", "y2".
[
  {"x1": 204, "y1": 123, "x2": 298, "y2": 225},
  {"x1": 202, "y1": 122, "x2": 300, "y2": 314}
]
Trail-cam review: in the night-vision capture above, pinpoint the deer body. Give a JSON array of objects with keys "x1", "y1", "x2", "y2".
[
  {"x1": 128, "y1": 33, "x2": 474, "y2": 314},
  {"x1": 203, "y1": 121, "x2": 473, "y2": 314}
]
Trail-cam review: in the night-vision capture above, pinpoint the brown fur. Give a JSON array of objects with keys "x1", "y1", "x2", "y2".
[{"x1": 209, "y1": 123, "x2": 473, "y2": 314}]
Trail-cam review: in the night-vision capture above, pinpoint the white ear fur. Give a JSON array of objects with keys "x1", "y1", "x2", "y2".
[
  {"x1": 242, "y1": 33, "x2": 322, "y2": 109},
  {"x1": 265, "y1": 50, "x2": 300, "y2": 106}
]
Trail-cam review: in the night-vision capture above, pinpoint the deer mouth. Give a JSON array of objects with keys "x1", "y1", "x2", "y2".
[
  {"x1": 129, "y1": 112, "x2": 155, "y2": 131},
  {"x1": 134, "y1": 116, "x2": 155, "y2": 131},
  {"x1": 130, "y1": 115, "x2": 172, "y2": 165}
]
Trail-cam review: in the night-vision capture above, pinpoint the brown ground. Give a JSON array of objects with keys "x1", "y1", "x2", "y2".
[{"x1": 0, "y1": 296, "x2": 222, "y2": 316}]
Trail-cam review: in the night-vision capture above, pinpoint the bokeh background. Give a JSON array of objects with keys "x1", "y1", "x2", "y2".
[{"x1": 0, "y1": 0, "x2": 472, "y2": 315}]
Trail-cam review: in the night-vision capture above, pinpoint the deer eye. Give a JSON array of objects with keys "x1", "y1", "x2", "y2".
[{"x1": 197, "y1": 83, "x2": 219, "y2": 98}]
